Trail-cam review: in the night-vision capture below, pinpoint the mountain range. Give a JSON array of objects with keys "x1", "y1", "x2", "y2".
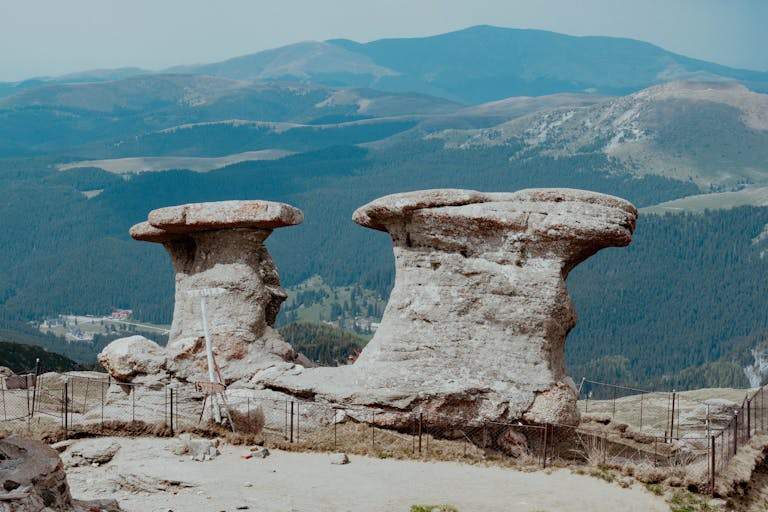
[
  {"x1": 5, "y1": 25, "x2": 768, "y2": 103},
  {"x1": 1, "y1": 25, "x2": 767, "y2": 390}
]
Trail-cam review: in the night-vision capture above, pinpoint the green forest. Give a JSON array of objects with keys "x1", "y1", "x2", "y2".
[{"x1": 279, "y1": 322, "x2": 365, "y2": 366}]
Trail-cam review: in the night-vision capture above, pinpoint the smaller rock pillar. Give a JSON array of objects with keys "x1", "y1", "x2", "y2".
[{"x1": 127, "y1": 200, "x2": 303, "y2": 383}]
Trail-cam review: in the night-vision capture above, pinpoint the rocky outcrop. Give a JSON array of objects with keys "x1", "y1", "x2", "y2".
[
  {"x1": 0, "y1": 435, "x2": 122, "y2": 511},
  {"x1": 100, "y1": 200, "x2": 303, "y2": 385},
  {"x1": 259, "y1": 188, "x2": 637, "y2": 428}
]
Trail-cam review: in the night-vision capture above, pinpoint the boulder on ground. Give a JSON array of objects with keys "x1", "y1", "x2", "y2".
[
  {"x1": 497, "y1": 428, "x2": 530, "y2": 458},
  {"x1": 250, "y1": 447, "x2": 270, "y2": 459},
  {"x1": 98, "y1": 335, "x2": 166, "y2": 381},
  {"x1": 0, "y1": 435, "x2": 123, "y2": 511},
  {"x1": 173, "y1": 434, "x2": 220, "y2": 462},
  {"x1": 330, "y1": 453, "x2": 350, "y2": 465},
  {"x1": 65, "y1": 438, "x2": 121, "y2": 467}
]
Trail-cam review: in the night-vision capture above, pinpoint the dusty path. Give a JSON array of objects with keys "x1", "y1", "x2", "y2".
[{"x1": 66, "y1": 437, "x2": 669, "y2": 512}]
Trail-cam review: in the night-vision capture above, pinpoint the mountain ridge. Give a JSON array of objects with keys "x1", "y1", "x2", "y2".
[
  {"x1": 3, "y1": 25, "x2": 768, "y2": 105},
  {"x1": 432, "y1": 80, "x2": 768, "y2": 188}
]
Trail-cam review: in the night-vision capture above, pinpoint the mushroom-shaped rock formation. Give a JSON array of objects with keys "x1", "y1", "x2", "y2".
[
  {"x1": 260, "y1": 188, "x2": 637, "y2": 427},
  {"x1": 103, "y1": 200, "x2": 303, "y2": 384}
]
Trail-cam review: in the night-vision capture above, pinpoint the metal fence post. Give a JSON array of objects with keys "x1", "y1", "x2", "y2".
[
  {"x1": 371, "y1": 411, "x2": 376, "y2": 451},
  {"x1": 639, "y1": 393, "x2": 644, "y2": 431},
  {"x1": 710, "y1": 435, "x2": 716, "y2": 497},
  {"x1": 132, "y1": 386, "x2": 136, "y2": 423},
  {"x1": 541, "y1": 425, "x2": 548, "y2": 468},
  {"x1": 64, "y1": 380, "x2": 69, "y2": 435},
  {"x1": 670, "y1": 391, "x2": 676, "y2": 441},
  {"x1": 101, "y1": 381, "x2": 105, "y2": 429},
  {"x1": 612, "y1": 387, "x2": 616, "y2": 419},
  {"x1": 748, "y1": 399, "x2": 752, "y2": 439},
  {"x1": 418, "y1": 413, "x2": 423, "y2": 454},
  {"x1": 31, "y1": 358, "x2": 40, "y2": 419},
  {"x1": 169, "y1": 388, "x2": 174, "y2": 436},
  {"x1": 734, "y1": 413, "x2": 738, "y2": 455},
  {"x1": 289, "y1": 401, "x2": 294, "y2": 443}
]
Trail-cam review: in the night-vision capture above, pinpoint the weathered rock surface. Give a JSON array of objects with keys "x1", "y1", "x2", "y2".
[
  {"x1": 100, "y1": 200, "x2": 304, "y2": 385},
  {"x1": 97, "y1": 335, "x2": 165, "y2": 381},
  {"x1": 329, "y1": 453, "x2": 350, "y2": 465},
  {"x1": 259, "y1": 188, "x2": 637, "y2": 428},
  {"x1": 173, "y1": 434, "x2": 220, "y2": 462},
  {"x1": 64, "y1": 439, "x2": 121, "y2": 468},
  {"x1": 0, "y1": 435, "x2": 122, "y2": 511}
]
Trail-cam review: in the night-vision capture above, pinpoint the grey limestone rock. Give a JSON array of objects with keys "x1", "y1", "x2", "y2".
[
  {"x1": 0, "y1": 435, "x2": 123, "y2": 511},
  {"x1": 260, "y1": 188, "x2": 637, "y2": 428},
  {"x1": 64, "y1": 439, "x2": 121, "y2": 468},
  {"x1": 101, "y1": 200, "x2": 303, "y2": 385},
  {"x1": 97, "y1": 335, "x2": 165, "y2": 381}
]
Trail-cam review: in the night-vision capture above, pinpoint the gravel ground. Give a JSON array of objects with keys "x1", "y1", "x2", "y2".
[{"x1": 64, "y1": 436, "x2": 669, "y2": 512}]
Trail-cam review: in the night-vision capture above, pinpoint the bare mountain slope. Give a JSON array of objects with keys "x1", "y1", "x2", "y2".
[
  {"x1": 169, "y1": 41, "x2": 396, "y2": 84},
  {"x1": 434, "y1": 81, "x2": 768, "y2": 188}
]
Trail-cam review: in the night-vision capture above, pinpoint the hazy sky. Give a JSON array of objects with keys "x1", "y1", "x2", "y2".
[{"x1": 1, "y1": 0, "x2": 766, "y2": 81}]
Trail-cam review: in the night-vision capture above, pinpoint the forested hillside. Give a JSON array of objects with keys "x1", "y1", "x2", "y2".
[
  {"x1": 0, "y1": 142, "x2": 696, "y2": 323},
  {"x1": 279, "y1": 322, "x2": 364, "y2": 366},
  {"x1": 568, "y1": 206, "x2": 768, "y2": 389},
  {"x1": 0, "y1": 339, "x2": 78, "y2": 373}
]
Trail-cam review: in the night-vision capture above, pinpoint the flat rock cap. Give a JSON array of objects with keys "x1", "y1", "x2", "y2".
[
  {"x1": 148, "y1": 200, "x2": 303, "y2": 232},
  {"x1": 130, "y1": 200, "x2": 303, "y2": 242},
  {"x1": 353, "y1": 188, "x2": 636, "y2": 232}
]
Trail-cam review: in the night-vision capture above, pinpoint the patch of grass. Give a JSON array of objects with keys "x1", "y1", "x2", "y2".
[
  {"x1": 410, "y1": 506, "x2": 459, "y2": 512},
  {"x1": 645, "y1": 483, "x2": 664, "y2": 496},
  {"x1": 588, "y1": 466, "x2": 615, "y2": 483},
  {"x1": 667, "y1": 490, "x2": 716, "y2": 512}
]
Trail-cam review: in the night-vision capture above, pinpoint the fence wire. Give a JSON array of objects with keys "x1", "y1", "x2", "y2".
[{"x1": 2, "y1": 372, "x2": 766, "y2": 496}]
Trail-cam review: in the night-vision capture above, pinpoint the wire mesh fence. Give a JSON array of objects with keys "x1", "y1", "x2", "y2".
[
  {"x1": 577, "y1": 378, "x2": 722, "y2": 439},
  {"x1": 2, "y1": 371, "x2": 767, "y2": 495}
]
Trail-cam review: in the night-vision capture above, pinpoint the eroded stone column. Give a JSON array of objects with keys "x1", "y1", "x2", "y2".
[
  {"x1": 101, "y1": 200, "x2": 303, "y2": 384},
  {"x1": 261, "y1": 188, "x2": 637, "y2": 427}
]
